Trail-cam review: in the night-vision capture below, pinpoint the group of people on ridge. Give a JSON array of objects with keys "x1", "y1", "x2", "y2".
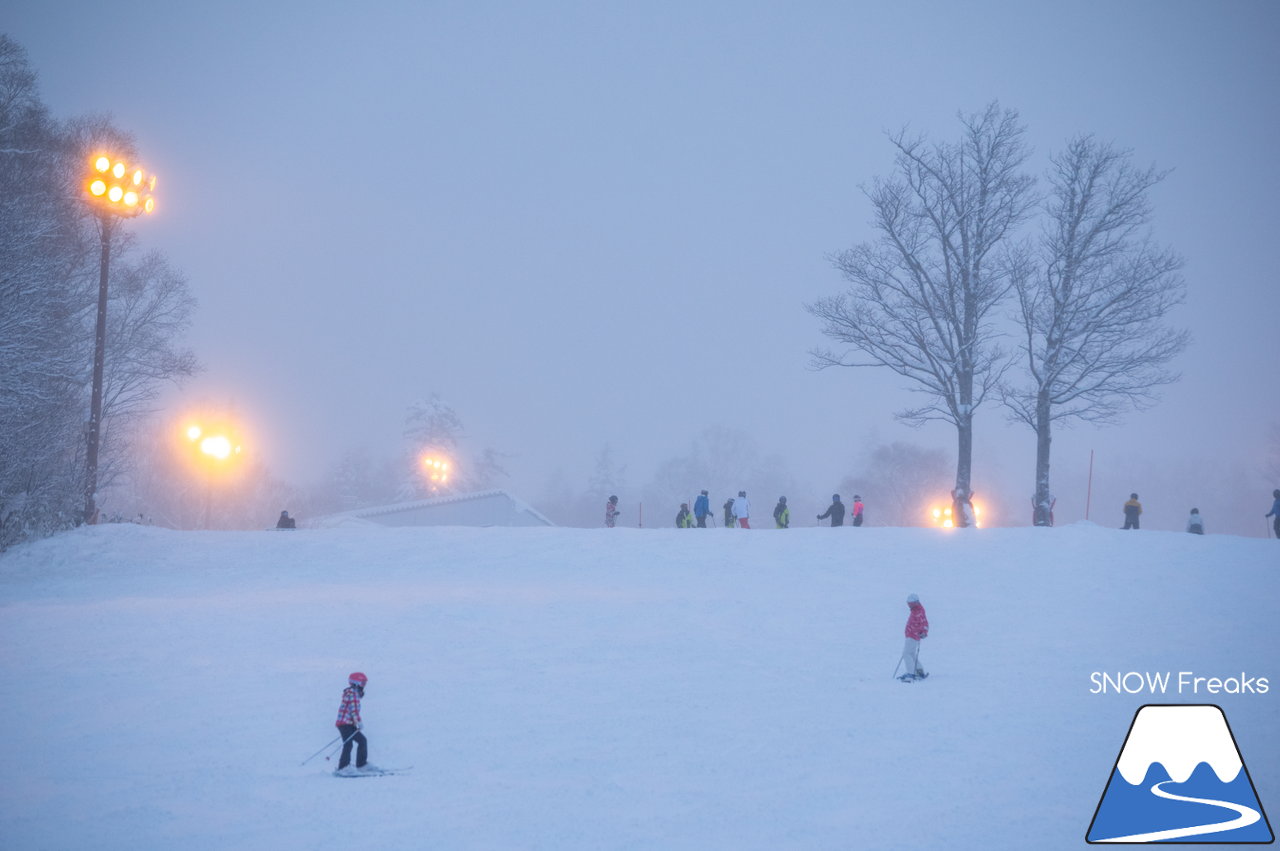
[{"x1": 668, "y1": 492, "x2": 865, "y2": 528}]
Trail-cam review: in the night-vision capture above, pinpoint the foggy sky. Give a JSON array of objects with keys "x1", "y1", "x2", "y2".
[{"x1": 8, "y1": 1, "x2": 1280, "y2": 534}]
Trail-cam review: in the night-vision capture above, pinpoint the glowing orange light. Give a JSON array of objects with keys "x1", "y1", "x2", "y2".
[
  {"x1": 107, "y1": 186, "x2": 123, "y2": 202},
  {"x1": 187, "y1": 425, "x2": 202, "y2": 441},
  {"x1": 89, "y1": 180, "x2": 107, "y2": 196},
  {"x1": 200, "y1": 436, "x2": 233, "y2": 460},
  {"x1": 123, "y1": 191, "x2": 139, "y2": 207},
  {"x1": 132, "y1": 169, "x2": 143, "y2": 185},
  {"x1": 111, "y1": 162, "x2": 125, "y2": 179},
  {"x1": 95, "y1": 156, "x2": 111, "y2": 172},
  {"x1": 144, "y1": 198, "x2": 155, "y2": 213}
]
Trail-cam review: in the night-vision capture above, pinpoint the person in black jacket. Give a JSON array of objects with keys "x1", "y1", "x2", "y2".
[
  {"x1": 817, "y1": 494, "x2": 845, "y2": 527},
  {"x1": 276, "y1": 510, "x2": 297, "y2": 529}
]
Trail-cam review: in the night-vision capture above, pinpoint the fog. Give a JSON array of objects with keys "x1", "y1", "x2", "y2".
[{"x1": 9, "y1": 1, "x2": 1279, "y2": 534}]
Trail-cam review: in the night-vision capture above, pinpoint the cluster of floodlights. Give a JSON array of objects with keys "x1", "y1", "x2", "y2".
[{"x1": 87, "y1": 155, "x2": 156, "y2": 215}]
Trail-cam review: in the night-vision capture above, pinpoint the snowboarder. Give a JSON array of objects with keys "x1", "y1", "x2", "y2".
[
  {"x1": 817, "y1": 494, "x2": 845, "y2": 527},
  {"x1": 693, "y1": 490, "x2": 711, "y2": 527},
  {"x1": 1122, "y1": 493, "x2": 1142, "y2": 530},
  {"x1": 1266, "y1": 489, "x2": 1280, "y2": 539},
  {"x1": 605, "y1": 495, "x2": 620, "y2": 528},
  {"x1": 723, "y1": 497, "x2": 736, "y2": 529},
  {"x1": 334, "y1": 672, "x2": 377, "y2": 775},
  {"x1": 676, "y1": 503, "x2": 693, "y2": 528},
  {"x1": 1186, "y1": 508, "x2": 1204, "y2": 535},
  {"x1": 733, "y1": 491, "x2": 751, "y2": 528},
  {"x1": 851, "y1": 495, "x2": 865, "y2": 527},
  {"x1": 276, "y1": 510, "x2": 296, "y2": 529},
  {"x1": 773, "y1": 496, "x2": 790, "y2": 528},
  {"x1": 898, "y1": 594, "x2": 929, "y2": 682}
]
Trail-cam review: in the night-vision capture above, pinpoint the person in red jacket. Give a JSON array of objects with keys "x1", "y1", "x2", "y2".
[
  {"x1": 334, "y1": 672, "x2": 377, "y2": 775},
  {"x1": 898, "y1": 594, "x2": 929, "y2": 681}
]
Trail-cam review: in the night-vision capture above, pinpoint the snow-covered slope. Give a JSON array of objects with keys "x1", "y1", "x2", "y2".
[{"x1": 1, "y1": 523, "x2": 1275, "y2": 850}]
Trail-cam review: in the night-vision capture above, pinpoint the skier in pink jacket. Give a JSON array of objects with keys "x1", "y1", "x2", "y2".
[
  {"x1": 334, "y1": 672, "x2": 378, "y2": 775},
  {"x1": 899, "y1": 594, "x2": 929, "y2": 681}
]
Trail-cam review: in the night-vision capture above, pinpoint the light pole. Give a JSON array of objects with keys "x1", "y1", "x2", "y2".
[{"x1": 83, "y1": 155, "x2": 156, "y2": 524}]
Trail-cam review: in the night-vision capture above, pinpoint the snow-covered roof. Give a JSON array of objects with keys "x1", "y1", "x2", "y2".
[{"x1": 310, "y1": 489, "x2": 554, "y2": 528}]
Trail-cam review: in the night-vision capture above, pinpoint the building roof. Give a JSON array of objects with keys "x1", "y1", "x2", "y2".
[{"x1": 311, "y1": 489, "x2": 555, "y2": 528}]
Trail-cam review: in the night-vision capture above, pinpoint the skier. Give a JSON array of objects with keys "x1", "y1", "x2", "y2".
[
  {"x1": 773, "y1": 496, "x2": 790, "y2": 528},
  {"x1": 1122, "y1": 493, "x2": 1142, "y2": 530},
  {"x1": 334, "y1": 672, "x2": 377, "y2": 775},
  {"x1": 1186, "y1": 508, "x2": 1204, "y2": 535},
  {"x1": 1267, "y1": 490, "x2": 1280, "y2": 539},
  {"x1": 1032, "y1": 493, "x2": 1055, "y2": 527},
  {"x1": 817, "y1": 494, "x2": 845, "y2": 527},
  {"x1": 733, "y1": 490, "x2": 751, "y2": 528},
  {"x1": 723, "y1": 497, "x2": 736, "y2": 529},
  {"x1": 851, "y1": 495, "x2": 865, "y2": 527},
  {"x1": 276, "y1": 510, "x2": 296, "y2": 529},
  {"x1": 898, "y1": 594, "x2": 929, "y2": 682},
  {"x1": 676, "y1": 503, "x2": 694, "y2": 528},
  {"x1": 693, "y1": 490, "x2": 711, "y2": 528},
  {"x1": 605, "y1": 495, "x2": 620, "y2": 528}
]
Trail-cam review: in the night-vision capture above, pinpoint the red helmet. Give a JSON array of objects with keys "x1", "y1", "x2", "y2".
[{"x1": 348, "y1": 672, "x2": 368, "y2": 687}]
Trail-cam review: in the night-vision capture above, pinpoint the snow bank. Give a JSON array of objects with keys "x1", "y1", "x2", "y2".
[{"x1": 1, "y1": 523, "x2": 1275, "y2": 849}]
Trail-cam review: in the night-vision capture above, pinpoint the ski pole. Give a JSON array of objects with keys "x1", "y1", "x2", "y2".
[
  {"x1": 892, "y1": 657, "x2": 903, "y2": 680},
  {"x1": 301, "y1": 734, "x2": 343, "y2": 766},
  {"x1": 302, "y1": 729, "x2": 360, "y2": 765}
]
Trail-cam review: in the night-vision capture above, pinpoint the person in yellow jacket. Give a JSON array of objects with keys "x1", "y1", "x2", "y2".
[
  {"x1": 773, "y1": 496, "x2": 790, "y2": 528},
  {"x1": 1122, "y1": 493, "x2": 1142, "y2": 530}
]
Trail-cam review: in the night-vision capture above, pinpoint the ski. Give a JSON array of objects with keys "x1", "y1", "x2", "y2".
[{"x1": 333, "y1": 766, "x2": 413, "y2": 778}]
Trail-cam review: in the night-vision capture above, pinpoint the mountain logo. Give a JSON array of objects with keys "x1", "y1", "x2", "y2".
[{"x1": 1087, "y1": 704, "x2": 1274, "y2": 844}]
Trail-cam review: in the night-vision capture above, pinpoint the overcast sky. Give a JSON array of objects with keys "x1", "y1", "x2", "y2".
[{"x1": 8, "y1": 1, "x2": 1279, "y2": 532}]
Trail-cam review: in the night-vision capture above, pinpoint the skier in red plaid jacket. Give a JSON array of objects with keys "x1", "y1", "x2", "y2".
[{"x1": 334, "y1": 672, "x2": 374, "y2": 774}]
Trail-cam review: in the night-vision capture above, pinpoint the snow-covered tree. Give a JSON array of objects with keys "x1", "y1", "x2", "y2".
[
  {"x1": 1004, "y1": 136, "x2": 1188, "y2": 521},
  {"x1": 0, "y1": 38, "x2": 199, "y2": 548},
  {"x1": 402, "y1": 394, "x2": 466, "y2": 496},
  {"x1": 0, "y1": 37, "x2": 88, "y2": 548},
  {"x1": 809, "y1": 104, "x2": 1036, "y2": 506},
  {"x1": 588, "y1": 444, "x2": 627, "y2": 503}
]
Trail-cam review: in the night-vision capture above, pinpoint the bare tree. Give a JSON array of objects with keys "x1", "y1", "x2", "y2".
[
  {"x1": 808, "y1": 103, "x2": 1036, "y2": 511},
  {"x1": 96, "y1": 250, "x2": 199, "y2": 493},
  {"x1": 644, "y1": 426, "x2": 793, "y2": 523},
  {"x1": 839, "y1": 441, "x2": 951, "y2": 527},
  {"x1": 1004, "y1": 136, "x2": 1188, "y2": 522}
]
